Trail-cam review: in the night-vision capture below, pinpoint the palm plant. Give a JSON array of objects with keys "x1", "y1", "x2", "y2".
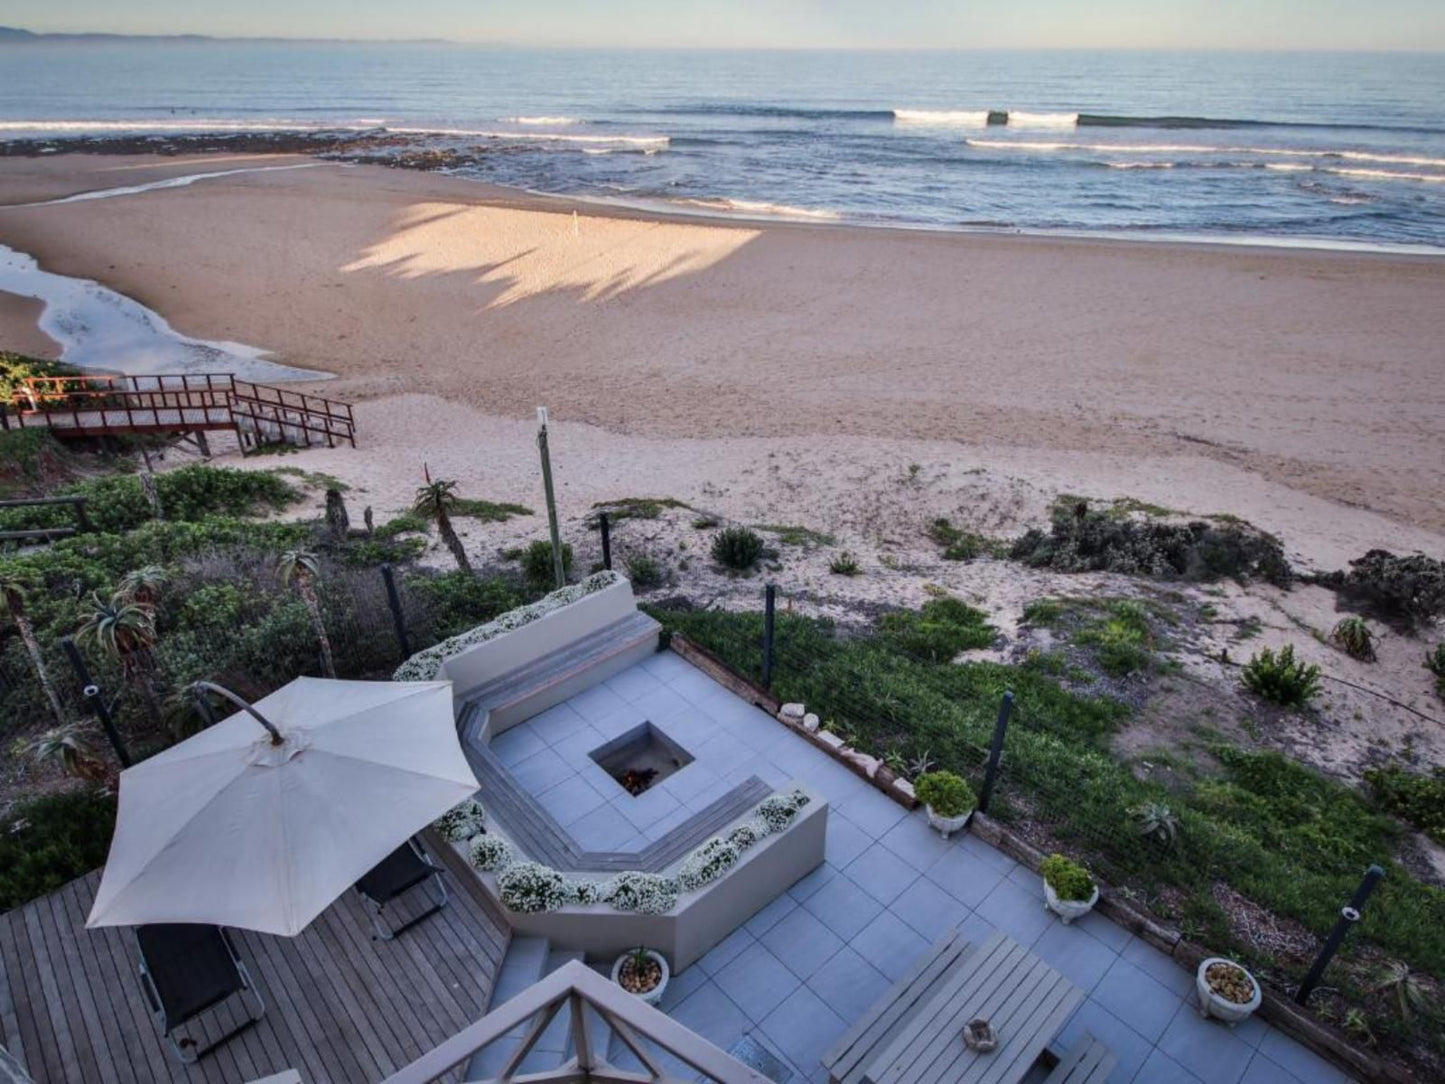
[
  {"x1": 116, "y1": 564, "x2": 169, "y2": 610},
  {"x1": 276, "y1": 550, "x2": 337, "y2": 678},
  {"x1": 15, "y1": 721, "x2": 108, "y2": 783},
  {"x1": 1330, "y1": 616, "x2": 1376, "y2": 662},
  {"x1": 0, "y1": 571, "x2": 67, "y2": 725},
  {"x1": 1371, "y1": 961, "x2": 1429, "y2": 1022},
  {"x1": 1128, "y1": 801, "x2": 1181, "y2": 848},
  {"x1": 413, "y1": 469, "x2": 472, "y2": 573},
  {"x1": 76, "y1": 591, "x2": 162, "y2": 726}
]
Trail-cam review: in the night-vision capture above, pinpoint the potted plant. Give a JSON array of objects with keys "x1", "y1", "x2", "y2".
[
  {"x1": 1040, "y1": 853, "x2": 1099, "y2": 924},
  {"x1": 915, "y1": 771, "x2": 977, "y2": 838},
  {"x1": 1196, "y1": 958, "x2": 1262, "y2": 1026},
  {"x1": 611, "y1": 946, "x2": 670, "y2": 1005}
]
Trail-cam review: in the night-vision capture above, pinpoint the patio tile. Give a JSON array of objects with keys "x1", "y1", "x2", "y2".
[
  {"x1": 681, "y1": 776, "x2": 738, "y2": 812},
  {"x1": 1074, "y1": 907, "x2": 1135, "y2": 953},
  {"x1": 565, "y1": 682, "x2": 630, "y2": 724},
  {"x1": 669, "y1": 980, "x2": 752, "y2": 1051},
  {"x1": 759, "y1": 984, "x2": 849, "y2": 1079},
  {"x1": 974, "y1": 877, "x2": 1051, "y2": 947},
  {"x1": 877, "y1": 813, "x2": 957, "y2": 871},
  {"x1": 696, "y1": 733, "x2": 757, "y2": 776},
  {"x1": 729, "y1": 760, "x2": 792, "y2": 788},
  {"x1": 745, "y1": 891, "x2": 800, "y2": 937},
  {"x1": 586, "y1": 706, "x2": 642, "y2": 740},
  {"x1": 510, "y1": 747, "x2": 576, "y2": 795},
  {"x1": 1156, "y1": 1004, "x2": 1255, "y2": 1084},
  {"x1": 527, "y1": 702, "x2": 590, "y2": 745},
  {"x1": 640, "y1": 803, "x2": 696, "y2": 842},
  {"x1": 658, "y1": 962, "x2": 711, "y2": 1010},
  {"x1": 1230, "y1": 1013, "x2": 1270, "y2": 1051},
  {"x1": 1006, "y1": 861, "x2": 1047, "y2": 898},
  {"x1": 610, "y1": 786, "x2": 682, "y2": 831},
  {"x1": 788, "y1": 861, "x2": 842, "y2": 903},
  {"x1": 604, "y1": 665, "x2": 666, "y2": 702},
  {"x1": 1033, "y1": 921, "x2": 1119, "y2": 993},
  {"x1": 641, "y1": 649, "x2": 693, "y2": 682},
  {"x1": 833, "y1": 787, "x2": 909, "y2": 840},
  {"x1": 567, "y1": 802, "x2": 636, "y2": 851},
  {"x1": 713, "y1": 943, "x2": 801, "y2": 1023},
  {"x1": 956, "y1": 831, "x2": 1018, "y2": 873},
  {"x1": 849, "y1": 909, "x2": 930, "y2": 982},
  {"x1": 823, "y1": 815, "x2": 873, "y2": 869},
  {"x1": 768, "y1": 732, "x2": 828, "y2": 774},
  {"x1": 925, "y1": 844, "x2": 1008, "y2": 908},
  {"x1": 760, "y1": 907, "x2": 846, "y2": 980},
  {"x1": 535, "y1": 776, "x2": 608, "y2": 827},
  {"x1": 1135, "y1": 1048, "x2": 1206, "y2": 1084},
  {"x1": 801, "y1": 870, "x2": 884, "y2": 941},
  {"x1": 1254, "y1": 1029, "x2": 1350, "y2": 1084},
  {"x1": 844, "y1": 844, "x2": 920, "y2": 906},
  {"x1": 954, "y1": 910, "x2": 1000, "y2": 946},
  {"x1": 1120, "y1": 936, "x2": 1196, "y2": 999},
  {"x1": 1091, "y1": 957, "x2": 1184, "y2": 1042},
  {"x1": 655, "y1": 760, "x2": 724, "y2": 805},
  {"x1": 1056, "y1": 999, "x2": 1155, "y2": 1084},
  {"x1": 632, "y1": 686, "x2": 694, "y2": 725},
  {"x1": 807, "y1": 945, "x2": 892, "y2": 1024},
  {"x1": 1239, "y1": 1050, "x2": 1305, "y2": 1084},
  {"x1": 549, "y1": 723, "x2": 607, "y2": 765},
  {"x1": 696, "y1": 925, "x2": 756, "y2": 975},
  {"x1": 659, "y1": 663, "x2": 720, "y2": 699},
  {"x1": 798, "y1": 759, "x2": 875, "y2": 806},
  {"x1": 491, "y1": 724, "x2": 549, "y2": 766},
  {"x1": 887, "y1": 876, "x2": 971, "y2": 941}
]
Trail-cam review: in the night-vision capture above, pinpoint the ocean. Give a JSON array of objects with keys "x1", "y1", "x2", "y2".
[{"x1": 3, "y1": 44, "x2": 1444, "y2": 250}]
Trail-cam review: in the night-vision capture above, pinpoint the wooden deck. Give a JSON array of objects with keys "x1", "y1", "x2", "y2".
[{"x1": 0, "y1": 840, "x2": 509, "y2": 1084}]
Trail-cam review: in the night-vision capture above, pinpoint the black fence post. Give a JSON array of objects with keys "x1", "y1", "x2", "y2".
[
  {"x1": 379, "y1": 563, "x2": 412, "y2": 661},
  {"x1": 599, "y1": 512, "x2": 612, "y2": 571},
  {"x1": 977, "y1": 690, "x2": 1014, "y2": 814},
  {"x1": 60, "y1": 636, "x2": 131, "y2": 768},
  {"x1": 761, "y1": 583, "x2": 777, "y2": 689},
  {"x1": 1295, "y1": 865, "x2": 1386, "y2": 1005}
]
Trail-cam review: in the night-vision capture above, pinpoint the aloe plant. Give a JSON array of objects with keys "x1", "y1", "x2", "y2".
[
  {"x1": 1330, "y1": 616, "x2": 1377, "y2": 662},
  {"x1": 413, "y1": 470, "x2": 472, "y2": 573},
  {"x1": 276, "y1": 550, "x2": 337, "y2": 678},
  {"x1": 1128, "y1": 801, "x2": 1181, "y2": 847},
  {"x1": 76, "y1": 591, "x2": 162, "y2": 726},
  {"x1": 15, "y1": 722, "x2": 107, "y2": 783}
]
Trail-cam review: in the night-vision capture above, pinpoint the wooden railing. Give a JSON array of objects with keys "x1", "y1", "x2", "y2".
[
  {"x1": 230, "y1": 379, "x2": 356, "y2": 450},
  {"x1": 380, "y1": 960, "x2": 768, "y2": 1084},
  {"x1": 0, "y1": 495, "x2": 90, "y2": 542}
]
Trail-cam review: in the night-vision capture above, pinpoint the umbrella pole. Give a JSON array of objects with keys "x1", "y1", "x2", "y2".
[{"x1": 187, "y1": 681, "x2": 285, "y2": 745}]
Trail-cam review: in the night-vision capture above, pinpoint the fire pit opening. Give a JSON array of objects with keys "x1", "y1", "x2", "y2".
[{"x1": 589, "y1": 722, "x2": 694, "y2": 797}]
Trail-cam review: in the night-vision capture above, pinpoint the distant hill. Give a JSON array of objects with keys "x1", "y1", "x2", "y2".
[{"x1": 0, "y1": 26, "x2": 452, "y2": 44}]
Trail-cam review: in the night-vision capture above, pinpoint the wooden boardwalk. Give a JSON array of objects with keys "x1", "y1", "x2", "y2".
[{"x1": 0, "y1": 839, "x2": 509, "y2": 1084}]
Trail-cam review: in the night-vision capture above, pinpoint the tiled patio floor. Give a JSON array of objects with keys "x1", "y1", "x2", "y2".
[{"x1": 498, "y1": 651, "x2": 1356, "y2": 1084}]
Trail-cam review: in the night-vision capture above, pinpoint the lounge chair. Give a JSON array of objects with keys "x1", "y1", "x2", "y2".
[
  {"x1": 354, "y1": 836, "x2": 448, "y2": 940},
  {"x1": 136, "y1": 924, "x2": 265, "y2": 1064}
]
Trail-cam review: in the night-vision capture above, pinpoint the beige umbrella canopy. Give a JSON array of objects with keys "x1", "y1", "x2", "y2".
[{"x1": 87, "y1": 677, "x2": 476, "y2": 936}]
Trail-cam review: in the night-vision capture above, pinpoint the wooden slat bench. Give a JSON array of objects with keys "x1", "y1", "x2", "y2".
[{"x1": 1041, "y1": 1033, "x2": 1116, "y2": 1084}]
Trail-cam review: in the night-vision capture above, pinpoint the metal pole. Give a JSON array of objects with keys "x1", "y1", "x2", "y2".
[
  {"x1": 1295, "y1": 865, "x2": 1386, "y2": 1005},
  {"x1": 380, "y1": 563, "x2": 412, "y2": 660},
  {"x1": 186, "y1": 681, "x2": 285, "y2": 746},
  {"x1": 599, "y1": 512, "x2": 612, "y2": 571},
  {"x1": 977, "y1": 690, "x2": 1014, "y2": 814},
  {"x1": 60, "y1": 637, "x2": 131, "y2": 768},
  {"x1": 762, "y1": 583, "x2": 777, "y2": 689},
  {"x1": 537, "y1": 407, "x2": 566, "y2": 590}
]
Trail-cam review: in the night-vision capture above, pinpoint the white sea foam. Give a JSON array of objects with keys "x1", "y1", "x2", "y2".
[
  {"x1": 892, "y1": 109, "x2": 991, "y2": 128},
  {"x1": 966, "y1": 138, "x2": 1445, "y2": 171},
  {"x1": 1106, "y1": 161, "x2": 1176, "y2": 170},
  {"x1": 0, "y1": 244, "x2": 328, "y2": 381},
  {"x1": 1006, "y1": 111, "x2": 1080, "y2": 129},
  {"x1": 501, "y1": 116, "x2": 581, "y2": 126},
  {"x1": 20, "y1": 163, "x2": 331, "y2": 207},
  {"x1": 676, "y1": 197, "x2": 842, "y2": 221},
  {"x1": 390, "y1": 126, "x2": 669, "y2": 148}
]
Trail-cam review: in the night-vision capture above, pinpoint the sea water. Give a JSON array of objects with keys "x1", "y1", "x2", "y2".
[{"x1": 1, "y1": 44, "x2": 1443, "y2": 249}]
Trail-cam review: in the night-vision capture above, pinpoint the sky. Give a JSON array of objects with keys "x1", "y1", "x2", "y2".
[{"x1": 5, "y1": 0, "x2": 1445, "y2": 51}]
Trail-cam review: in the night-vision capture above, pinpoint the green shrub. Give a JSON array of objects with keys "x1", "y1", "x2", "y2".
[
  {"x1": 829, "y1": 552, "x2": 861, "y2": 577},
  {"x1": 1075, "y1": 600, "x2": 1155, "y2": 677},
  {"x1": 374, "y1": 512, "x2": 428, "y2": 538},
  {"x1": 914, "y1": 771, "x2": 976, "y2": 817},
  {"x1": 1330, "y1": 616, "x2": 1377, "y2": 661},
  {"x1": 1425, "y1": 644, "x2": 1445, "y2": 700},
  {"x1": 1318, "y1": 550, "x2": 1445, "y2": 630},
  {"x1": 711, "y1": 527, "x2": 764, "y2": 571},
  {"x1": 1241, "y1": 644, "x2": 1322, "y2": 707},
  {"x1": 451, "y1": 499, "x2": 532, "y2": 522},
  {"x1": 1365, "y1": 767, "x2": 1445, "y2": 844},
  {"x1": 1041, "y1": 853, "x2": 1095, "y2": 902},
  {"x1": 0, "y1": 789, "x2": 116, "y2": 911},
  {"x1": 521, "y1": 540, "x2": 574, "y2": 588},
  {"x1": 408, "y1": 571, "x2": 521, "y2": 640},
  {"x1": 624, "y1": 553, "x2": 666, "y2": 589},
  {"x1": 879, "y1": 597, "x2": 995, "y2": 660}
]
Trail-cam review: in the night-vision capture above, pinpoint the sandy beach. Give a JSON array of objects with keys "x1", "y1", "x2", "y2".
[{"x1": 1, "y1": 151, "x2": 1443, "y2": 560}]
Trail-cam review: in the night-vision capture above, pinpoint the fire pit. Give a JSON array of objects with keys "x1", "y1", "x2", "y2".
[{"x1": 589, "y1": 722, "x2": 694, "y2": 797}]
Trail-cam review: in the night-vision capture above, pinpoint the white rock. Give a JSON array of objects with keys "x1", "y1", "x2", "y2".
[
  {"x1": 779, "y1": 703, "x2": 806, "y2": 722},
  {"x1": 803, "y1": 713, "x2": 820, "y2": 732},
  {"x1": 819, "y1": 731, "x2": 846, "y2": 751},
  {"x1": 844, "y1": 750, "x2": 882, "y2": 778}
]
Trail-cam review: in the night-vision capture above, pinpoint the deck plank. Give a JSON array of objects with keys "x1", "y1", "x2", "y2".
[{"x1": 0, "y1": 868, "x2": 507, "y2": 1084}]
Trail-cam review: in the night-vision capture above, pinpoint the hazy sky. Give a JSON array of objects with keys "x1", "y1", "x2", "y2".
[{"x1": 7, "y1": 0, "x2": 1445, "y2": 51}]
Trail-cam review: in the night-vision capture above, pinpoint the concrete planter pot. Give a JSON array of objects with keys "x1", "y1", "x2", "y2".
[
  {"x1": 925, "y1": 806, "x2": 973, "y2": 839},
  {"x1": 1196, "y1": 958, "x2": 1261, "y2": 1026},
  {"x1": 1042, "y1": 879, "x2": 1099, "y2": 924},
  {"x1": 611, "y1": 950, "x2": 670, "y2": 1006}
]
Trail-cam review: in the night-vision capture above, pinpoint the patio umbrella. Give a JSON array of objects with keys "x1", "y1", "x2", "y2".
[{"x1": 87, "y1": 677, "x2": 476, "y2": 936}]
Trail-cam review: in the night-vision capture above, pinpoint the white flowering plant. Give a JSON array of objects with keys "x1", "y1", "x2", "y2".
[
  {"x1": 605, "y1": 872, "x2": 681, "y2": 915},
  {"x1": 565, "y1": 879, "x2": 605, "y2": 905},
  {"x1": 433, "y1": 800, "x2": 487, "y2": 842},
  {"x1": 677, "y1": 837, "x2": 741, "y2": 891},
  {"x1": 394, "y1": 571, "x2": 622, "y2": 682},
  {"x1": 757, "y1": 789, "x2": 812, "y2": 833},
  {"x1": 727, "y1": 821, "x2": 763, "y2": 851},
  {"x1": 468, "y1": 834, "x2": 515, "y2": 873},
  {"x1": 498, "y1": 861, "x2": 569, "y2": 914}
]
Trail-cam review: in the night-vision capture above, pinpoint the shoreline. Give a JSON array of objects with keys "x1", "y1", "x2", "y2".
[{"x1": 1, "y1": 149, "x2": 1443, "y2": 543}]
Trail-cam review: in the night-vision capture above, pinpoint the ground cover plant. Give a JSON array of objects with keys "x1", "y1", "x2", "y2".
[{"x1": 0, "y1": 789, "x2": 116, "y2": 911}]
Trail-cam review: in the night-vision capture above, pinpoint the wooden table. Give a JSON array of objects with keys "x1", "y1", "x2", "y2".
[{"x1": 861, "y1": 932, "x2": 1083, "y2": 1084}]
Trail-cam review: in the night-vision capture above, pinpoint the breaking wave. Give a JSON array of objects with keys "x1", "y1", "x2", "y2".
[
  {"x1": 500, "y1": 116, "x2": 581, "y2": 125},
  {"x1": 673, "y1": 197, "x2": 842, "y2": 221},
  {"x1": 892, "y1": 110, "x2": 992, "y2": 128}
]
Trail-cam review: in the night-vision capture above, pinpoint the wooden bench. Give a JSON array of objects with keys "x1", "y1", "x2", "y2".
[
  {"x1": 1041, "y1": 1034, "x2": 1115, "y2": 1084},
  {"x1": 822, "y1": 929, "x2": 975, "y2": 1084}
]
